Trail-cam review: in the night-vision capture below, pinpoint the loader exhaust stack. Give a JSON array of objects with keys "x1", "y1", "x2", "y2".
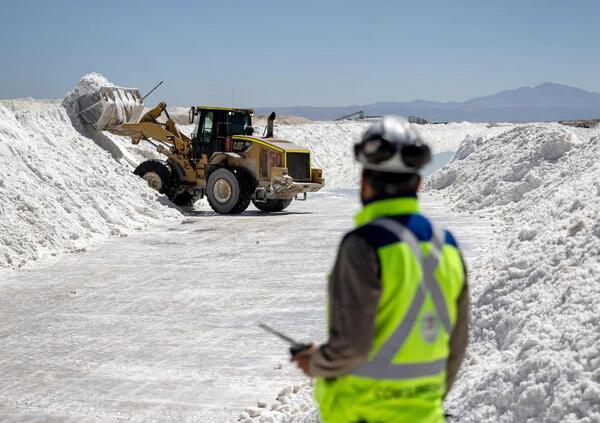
[{"x1": 264, "y1": 111, "x2": 276, "y2": 138}]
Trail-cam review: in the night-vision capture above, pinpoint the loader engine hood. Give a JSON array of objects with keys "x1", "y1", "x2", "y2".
[
  {"x1": 231, "y1": 136, "x2": 313, "y2": 183},
  {"x1": 232, "y1": 136, "x2": 310, "y2": 153}
]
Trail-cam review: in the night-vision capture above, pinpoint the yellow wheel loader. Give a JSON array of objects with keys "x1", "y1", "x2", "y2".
[{"x1": 76, "y1": 86, "x2": 324, "y2": 214}]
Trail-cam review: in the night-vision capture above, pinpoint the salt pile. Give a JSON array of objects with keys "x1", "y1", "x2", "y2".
[
  {"x1": 428, "y1": 125, "x2": 600, "y2": 422},
  {"x1": 274, "y1": 121, "x2": 514, "y2": 189},
  {"x1": 0, "y1": 102, "x2": 179, "y2": 270},
  {"x1": 231, "y1": 383, "x2": 318, "y2": 423},
  {"x1": 61, "y1": 73, "x2": 114, "y2": 127},
  {"x1": 274, "y1": 121, "x2": 369, "y2": 189},
  {"x1": 0, "y1": 98, "x2": 61, "y2": 112},
  {"x1": 427, "y1": 125, "x2": 579, "y2": 210},
  {"x1": 61, "y1": 73, "x2": 143, "y2": 167}
]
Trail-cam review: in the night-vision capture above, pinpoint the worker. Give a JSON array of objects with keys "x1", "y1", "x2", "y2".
[{"x1": 292, "y1": 116, "x2": 469, "y2": 423}]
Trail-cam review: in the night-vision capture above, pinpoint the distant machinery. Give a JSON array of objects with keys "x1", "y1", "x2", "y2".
[
  {"x1": 408, "y1": 115, "x2": 429, "y2": 125},
  {"x1": 334, "y1": 112, "x2": 447, "y2": 124},
  {"x1": 409, "y1": 115, "x2": 448, "y2": 125},
  {"x1": 334, "y1": 110, "x2": 381, "y2": 121},
  {"x1": 335, "y1": 111, "x2": 364, "y2": 121},
  {"x1": 559, "y1": 119, "x2": 600, "y2": 128}
]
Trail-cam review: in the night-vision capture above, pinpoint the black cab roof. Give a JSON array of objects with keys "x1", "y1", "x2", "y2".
[{"x1": 193, "y1": 106, "x2": 255, "y2": 114}]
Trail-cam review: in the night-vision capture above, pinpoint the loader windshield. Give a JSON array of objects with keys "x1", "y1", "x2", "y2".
[{"x1": 226, "y1": 112, "x2": 251, "y2": 136}]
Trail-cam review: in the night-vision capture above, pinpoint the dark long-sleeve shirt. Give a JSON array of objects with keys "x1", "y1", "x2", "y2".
[{"x1": 309, "y1": 232, "x2": 469, "y2": 395}]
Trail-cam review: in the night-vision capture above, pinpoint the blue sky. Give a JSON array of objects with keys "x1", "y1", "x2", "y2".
[{"x1": 0, "y1": 0, "x2": 599, "y2": 107}]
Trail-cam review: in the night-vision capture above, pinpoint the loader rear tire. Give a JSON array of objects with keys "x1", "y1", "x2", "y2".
[
  {"x1": 134, "y1": 160, "x2": 175, "y2": 198},
  {"x1": 252, "y1": 199, "x2": 292, "y2": 212},
  {"x1": 206, "y1": 168, "x2": 252, "y2": 214}
]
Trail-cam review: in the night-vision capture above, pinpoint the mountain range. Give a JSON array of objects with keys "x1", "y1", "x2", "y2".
[{"x1": 256, "y1": 83, "x2": 600, "y2": 122}]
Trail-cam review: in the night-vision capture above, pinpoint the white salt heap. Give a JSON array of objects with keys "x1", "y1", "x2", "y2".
[
  {"x1": 61, "y1": 72, "x2": 115, "y2": 132},
  {"x1": 274, "y1": 121, "x2": 513, "y2": 189},
  {"x1": 232, "y1": 383, "x2": 318, "y2": 423},
  {"x1": 61, "y1": 73, "x2": 143, "y2": 167},
  {"x1": 61, "y1": 72, "x2": 113, "y2": 108},
  {"x1": 427, "y1": 125, "x2": 600, "y2": 422},
  {"x1": 428, "y1": 125, "x2": 579, "y2": 210},
  {"x1": 0, "y1": 102, "x2": 179, "y2": 270},
  {"x1": 0, "y1": 98, "x2": 61, "y2": 112}
]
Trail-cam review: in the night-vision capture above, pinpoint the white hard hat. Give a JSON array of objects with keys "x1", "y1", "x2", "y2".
[{"x1": 354, "y1": 116, "x2": 431, "y2": 173}]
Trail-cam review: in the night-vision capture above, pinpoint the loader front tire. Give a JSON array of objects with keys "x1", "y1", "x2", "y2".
[
  {"x1": 207, "y1": 169, "x2": 251, "y2": 214},
  {"x1": 252, "y1": 199, "x2": 292, "y2": 212},
  {"x1": 134, "y1": 160, "x2": 175, "y2": 198}
]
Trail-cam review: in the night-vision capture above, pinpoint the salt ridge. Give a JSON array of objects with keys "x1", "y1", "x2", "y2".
[
  {"x1": 429, "y1": 124, "x2": 600, "y2": 422},
  {"x1": 0, "y1": 102, "x2": 180, "y2": 270},
  {"x1": 273, "y1": 121, "x2": 512, "y2": 189}
]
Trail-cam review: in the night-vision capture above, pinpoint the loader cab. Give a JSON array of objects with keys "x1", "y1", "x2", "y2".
[{"x1": 190, "y1": 107, "x2": 254, "y2": 158}]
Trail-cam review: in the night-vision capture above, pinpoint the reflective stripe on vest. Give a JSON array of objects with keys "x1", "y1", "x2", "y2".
[{"x1": 352, "y1": 218, "x2": 453, "y2": 380}]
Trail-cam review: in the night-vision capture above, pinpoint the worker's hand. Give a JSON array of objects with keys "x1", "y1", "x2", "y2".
[{"x1": 291, "y1": 343, "x2": 317, "y2": 377}]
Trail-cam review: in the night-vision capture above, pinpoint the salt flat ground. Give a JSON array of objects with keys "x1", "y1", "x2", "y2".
[{"x1": 0, "y1": 191, "x2": 495, "y2": 422}]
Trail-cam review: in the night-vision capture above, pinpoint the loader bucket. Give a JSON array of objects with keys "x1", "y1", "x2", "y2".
[{"x1": 77, "y1": 86, "x2": 144, "y2": 131}]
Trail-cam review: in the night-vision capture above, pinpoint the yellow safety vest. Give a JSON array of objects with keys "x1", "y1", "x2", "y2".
[{"x1": 315, "y1": 197, "x2": 465, "y2": 423}]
